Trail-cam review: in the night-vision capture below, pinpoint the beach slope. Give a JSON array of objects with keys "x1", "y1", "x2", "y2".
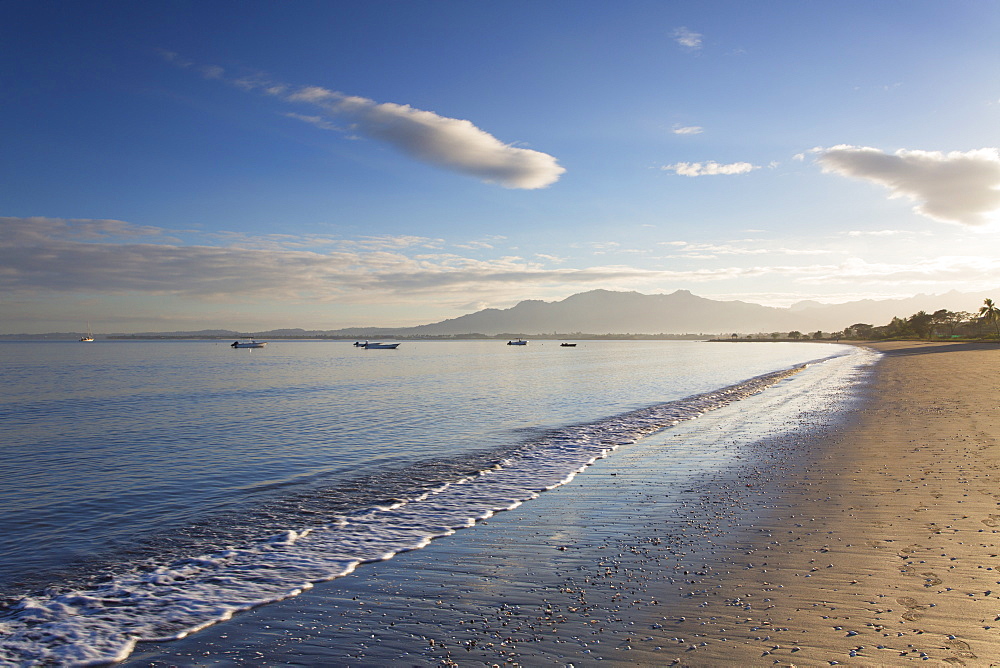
[{"x1": 642, "y1": 341, "x2": 1000, "y2": 666}]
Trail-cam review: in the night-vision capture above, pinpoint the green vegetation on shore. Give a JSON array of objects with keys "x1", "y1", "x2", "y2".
[
  {"x1": 838, "y1": 297, "x2": 1000, "y2": 341},
  {"x1": 724, "y1": 298, "x2": 1000, "y2": 342}
]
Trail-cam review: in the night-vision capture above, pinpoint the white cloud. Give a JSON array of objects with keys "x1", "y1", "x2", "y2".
[
  {"x1": 815, "y1": 145, "x2": 1000, "y2": 225},
  {"x1": 162, "y1": 53, "x2": 566, "y2": 190},
  {"x1": 672, "y1": 125, "x2": 703, "y2": 135},
  {"x1": 287, "y1": 88, "x2": 565, "y2": 189},
  {"x1": 661, "y1": 161, "x2": 758, "y2": 176},
  {"x1": 672, "y1": 27, "x2": 702, "y2": 49}
]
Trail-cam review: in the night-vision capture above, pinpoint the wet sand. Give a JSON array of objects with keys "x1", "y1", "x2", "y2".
[{"x1": 124, "y1": 341, "x2": 1000, "y2": 666}]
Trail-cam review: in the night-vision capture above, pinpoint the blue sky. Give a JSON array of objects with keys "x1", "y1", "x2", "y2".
[{"x1": 3, "y1": 0, "x2": 1000, "y2": 333}]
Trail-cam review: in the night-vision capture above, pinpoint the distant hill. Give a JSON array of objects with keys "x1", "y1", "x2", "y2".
[
  {"x1": 401, "y1": 289, "x2": 792, "y2": 335},
  {"x1": 388, "y1": 288, "x2": 989, "y2": 336},
  {"x1": 2, "y1": 289, "x2": 990, "y2": 339},
  {"x1": 784, "y1": 290, "x2": 985, "y2": 331}
]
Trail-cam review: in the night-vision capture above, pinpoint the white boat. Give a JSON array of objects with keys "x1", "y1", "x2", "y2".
[
  {"x1": 506, "y1": 339, "x2": 527, "y2": 346},
  {"x1": 231, "y1": 338, "x2": 267, "y2": 348},
  {"x1": 80, "y1": 323, "x2": 94, "y2": 342},
  {"x1": 363, "y1": 342, "x2": 399, "y2": 349}
]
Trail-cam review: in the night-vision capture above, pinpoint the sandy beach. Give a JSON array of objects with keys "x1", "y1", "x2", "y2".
[
  {"x1": 123, "y1": 341, "x2": 1000, "y2": 667},
  {"x1": 633, "y1": 341, "x2": 1000, "y2": 666}
]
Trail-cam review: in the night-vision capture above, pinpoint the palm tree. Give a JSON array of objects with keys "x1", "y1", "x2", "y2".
[{"x1": 979, "y1": 298, "x2": 1000, "y2": 339}]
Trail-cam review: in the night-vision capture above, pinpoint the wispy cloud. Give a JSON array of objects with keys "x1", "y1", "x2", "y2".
[
  {"x1": 578, "y1": 241, "x2": 622, "y2": 255},
  {"x1": 797, "y1": 255, "x2": 1000, "y2": 286},
  {"x1": 661, "y1": 241, "x2": 833, "y2": 259},
  {"x1": 534, "y1": 253, "x2": 566, "y2": 263},
  {"x1": 282, "y1": 112, "x2": 343, "y2": 132},
  {"x1": 661, "y1": 161, "x2": 758, "y2": 176},
  {"x1": 201, "y1": 65, "x2": 225, "y2": 80},
  {"x1": 845, "y1": 229, "x2": 906, "y2": 237},
  {"x1": 814, "y1": 145, "x2": 1000, "y2": 225},
  {"x1": 162, "y1": 54, "x2": 565, "y2": 190},
  {"x1": 453, "y1": 235, "x2": 506, "y2": 251},
  {"x1": 339, "y1": 235, "x2": 445, "y2": 251},
  {"x1": 672, "y1": 27, "x2": 702, "y2": 49},
  {"x1": 672, "y1": 125, "x2": 703, "y2": 135}
]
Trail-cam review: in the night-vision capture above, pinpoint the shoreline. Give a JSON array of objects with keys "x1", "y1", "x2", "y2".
[{"x1": 123, "y1": 341, "x2": 1000, "y2": 666}]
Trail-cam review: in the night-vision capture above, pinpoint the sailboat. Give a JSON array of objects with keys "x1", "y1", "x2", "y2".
[{"x1": 80, "y1": 323, "x2": 94, "y2": 342}]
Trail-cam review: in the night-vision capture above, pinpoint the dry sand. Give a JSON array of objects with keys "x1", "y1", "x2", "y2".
[
  {"x1": 636, "y1": 341, "x2": 1000, "y2": 666},
  {"x1": 124, "y1": 341, "x2": 1000, "y2": 667}
]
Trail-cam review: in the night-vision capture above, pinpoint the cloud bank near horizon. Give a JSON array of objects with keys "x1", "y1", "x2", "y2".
[
  {"x1": 0, "y1": 217, "x2": 665, "y2": 302},
  {"x1": 815, "y1": 145, "x2": 1000, "y2": 226},
  {"x1": 6, "y1": 218, "x2": 999, "y2": 311}
]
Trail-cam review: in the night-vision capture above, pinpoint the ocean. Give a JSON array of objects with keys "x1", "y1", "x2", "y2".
[{"x1": 0, "y1": 339, "x2": 878, "y2": 665}]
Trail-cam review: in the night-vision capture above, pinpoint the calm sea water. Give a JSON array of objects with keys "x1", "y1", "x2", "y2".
[{"x1": 0, "y1": 339, "x2": 877, "y2": 665}]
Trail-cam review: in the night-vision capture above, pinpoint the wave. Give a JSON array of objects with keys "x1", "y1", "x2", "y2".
[{"x1": 0, "y1": 349, "x2": 870, "y2": 666}]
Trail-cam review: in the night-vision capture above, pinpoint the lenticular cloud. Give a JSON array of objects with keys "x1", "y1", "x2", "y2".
[
  {"x1": 348, "y1": 99, "x2": 564, "y2": 190},
  {"x1": 816, "y1": 145, "x2": 1000, "y2": 226},
  {"x1": 161, "y1": 53, "x2": 566, "y2": 190},
  {"x1": 287, "y1": 87, "x2": 565, "y2": 190}
]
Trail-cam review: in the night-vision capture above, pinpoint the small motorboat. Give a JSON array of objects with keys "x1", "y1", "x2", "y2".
[
  {"x1": 363, "y1": 342, "x2": 400, "y2": 349},
  {"x1": 507, "y1": 339, "x2": 527, "y2": 346},
  {"x1": 560, "y1": 343, "x2": 577, "y2": 347},
  {"x1": 231, "y1": 338, "x2": 267, "y2": 348}
]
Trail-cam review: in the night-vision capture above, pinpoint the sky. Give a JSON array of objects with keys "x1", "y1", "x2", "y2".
[{"x1": 3, "y1": 0, "x2": 1000, "y2": 333}]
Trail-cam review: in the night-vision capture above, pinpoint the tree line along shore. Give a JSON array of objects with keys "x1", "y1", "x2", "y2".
[{"x1": 720, "y1": 297, "x2": 1000, "y2": 342}]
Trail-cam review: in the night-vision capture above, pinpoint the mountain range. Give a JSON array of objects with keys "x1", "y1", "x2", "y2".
[
  {"x1": 5, "y1": 289, "x2": 992, "y2": 339},
  {"x1": 391, "y1": 289, "x2": 989, "y2": 336}
]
